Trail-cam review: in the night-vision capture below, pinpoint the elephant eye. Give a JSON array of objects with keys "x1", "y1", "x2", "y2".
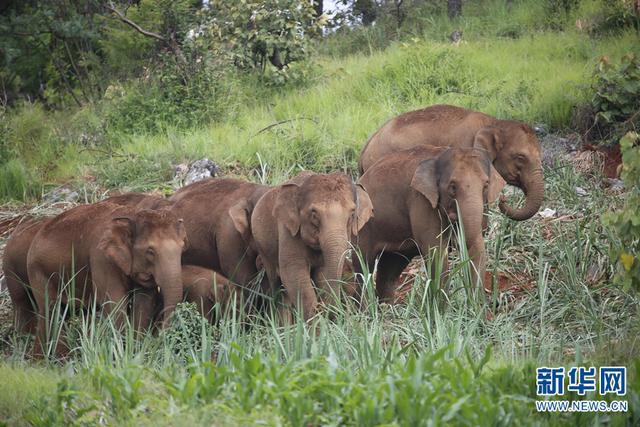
[
  {"x1": 146, "y1": 248, "x2": 156, "y2": 260},
  {"x1": 448, "y1": 182, "x2": 457, "y2": 197},
  {"x1": 310, "y1": 209, "x2": 320, "y2": 227}
]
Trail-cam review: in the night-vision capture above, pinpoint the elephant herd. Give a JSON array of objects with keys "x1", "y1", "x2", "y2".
[{"x1": 2, "y1": 104, "x2": 544, "y2": 355}]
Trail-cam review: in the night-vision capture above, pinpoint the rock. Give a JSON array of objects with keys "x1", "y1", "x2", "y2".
[
  {"x1": 449, "y1": 30, "x2": 463, "y2": 44},
  {"x1": 43, "y1": 187, "x2": 80, "y2": 204},
  {"x1": 174, "y1": 158, "x2": 220, "y2": 186},
  {"x1": 539, "y1": 133, "x2": 578, "y2": 168},
  {"x1": 538, "y1": 208, "x2": 557, "y2": 219},
  {"x1": 605, "y1": 178, "x2": 625, "y2": 193},
  {"x1": 575, "y1": 186, "x2": 588, "y2": 196},
  {"x1": 533, "y1": 124, "x2": 548, "y2": 137}
]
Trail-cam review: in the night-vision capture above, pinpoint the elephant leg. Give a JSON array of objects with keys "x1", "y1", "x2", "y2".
[
  {"x1": 30, "y1": 269, "x2": 58, "y2": 358},
  {"x1": 130, "y1": 287, "x2": 159, "y2": 333},
  {"x1": 375, "y1": 253, "x2": 411, "y2": 303},
  {"x1": 6, "y1": 276, "x2": 37, "y2": 334},
  {"x1": 312, "y1": 266, "x2": 342, "y2": 310}
]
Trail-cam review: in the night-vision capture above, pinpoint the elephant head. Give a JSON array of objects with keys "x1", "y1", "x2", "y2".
[
  {"x1": 472, "y1": 123, "x2": 544, "y2": 221},
  {"x1": 98, "y1": 209, "x2": 187, "y2": 323},
  {"x1": 411, "y1": 148, "x2": 505, "y2": 284},
  {"x1": 274, "y1": 172, "x2": 373, "y2": 308}
]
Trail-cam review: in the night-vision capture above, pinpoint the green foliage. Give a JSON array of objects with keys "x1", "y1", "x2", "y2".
[
  {"x1": 162, "y1": 302, "x2": 214, "y2": 364},
  {"x1": 588, "y1": 0, "x2": 640, "y2": 35},
  {"x1": 605, "y1": 132, "x2": 640, "y2": 292},
  {"x1": 592, "y1": 53, "x2": 640, "y2": 141},
  {"x1": 209, "y1": 0, "x2": 322, "y2": 75}
]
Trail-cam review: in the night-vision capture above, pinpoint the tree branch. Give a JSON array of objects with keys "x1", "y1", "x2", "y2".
[{"x1": 105, "y1": 2, "x2": 166, "y2": 42}]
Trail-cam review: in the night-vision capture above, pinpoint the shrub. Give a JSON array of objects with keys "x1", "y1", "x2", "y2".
[
  {"x1": 162, "y1": 302, "x2": 213, "y2": 364},
  {"x1": 605, "y1": 132, "x2": 640, "y2": 292},
  {"x1": 591, "y1": 53, "x2": 640, "y2": 142}
]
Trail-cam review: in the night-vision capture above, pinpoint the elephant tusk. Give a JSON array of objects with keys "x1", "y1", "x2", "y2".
[{"x1": 157, "y1": 286, "x2": 160, "y2": 293}]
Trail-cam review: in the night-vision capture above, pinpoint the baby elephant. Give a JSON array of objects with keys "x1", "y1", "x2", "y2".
[
  {"x1": 132, "y1": 265, "x2": 239, "y2": 329},
  {"x1": 251, "y1": 171, "x2": 373, "y2": 321},
  {"x1": 27, "y1": 202, "x2": 187, "y2": 355},
  {"x1": 355, "y1": 146, "x2": 505, "y2": 300}
]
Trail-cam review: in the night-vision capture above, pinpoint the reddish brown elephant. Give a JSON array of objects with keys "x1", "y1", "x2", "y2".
[
  {"x1": 359, "y1": 104, "x2": 543, "y2": 221},
  {"x1": 168, "y1": 178, "x2": 269, "y2": 299},
  {"x1": 3, "y1": 217, "x2": 50, "y2": 334},
  {"x1": 27, "y1": 202, "x2": 186, "y2": 355},
  {"x1": 132, "y1": 265, "x2": 239, "y2": 329},
  {"x1": 355, "y1": 146, "x2": 506, "y2": 300},
  {"x1": 251, "y1": 172, "x2": 373, "y2": 321},
  {"x1": 2, "y1": 193, "x2": 172, "y2": 336}
]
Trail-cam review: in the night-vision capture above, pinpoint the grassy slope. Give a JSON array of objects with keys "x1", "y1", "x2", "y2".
[{"x1": 1, "y1": 3, "x2": 640, "y2": 425}]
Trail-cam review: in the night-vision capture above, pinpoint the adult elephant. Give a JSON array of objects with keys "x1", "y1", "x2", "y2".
[
  {"x1": 251, "y1": 172, "x2": 374, "y2": 321},
  {"x1": 27, "y1": 202, "x2": 187, "y2": 355},
  {"x1": 356, "y1": 146, "x2": 506, "y2": 299},
  {"x1": 2, "y1": 193, "x2": 172, "y2": 336},
  {"x1": 359, "y1": 104, "x2": 544, "y2": 221},
  {"x1": 168, "y1": 178, "x2": 269, "y2": 297}
]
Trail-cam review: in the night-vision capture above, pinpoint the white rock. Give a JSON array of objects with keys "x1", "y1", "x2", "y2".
[
  {"x1": 539, "y1": 208, "x2": 556, "y2": 218},
  {"x1": 575, "y1": 186, "x2": 588, "y2": 196}
]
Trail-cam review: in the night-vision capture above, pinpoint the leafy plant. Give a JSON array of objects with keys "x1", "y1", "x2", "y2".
[
  {"x1": 209, "y1": 0, "x2": 323, "y2": 73},
  {"x1": 592, "y1": 53, "x2": 640, "y2": 130},
  {"x1": 605, "y1": 132, "x2": 640, "y2": 292}
]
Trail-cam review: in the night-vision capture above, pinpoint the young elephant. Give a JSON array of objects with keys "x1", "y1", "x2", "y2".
[
  {"x1": 27, "y1": 202, "x2": 187, "y2": 355},
  {"x1": 251, "y1": 172, "x2": 374, "y2": 321},
  {"x1": 355, "y1": 146, "x2": 505, "y2": 300},
  {"x1": 168, "y1": 178, "x2": 269, "y2": 296},
  {"x1": 3, "y1": 217, "x2": 50, "y2": 334},
  {"x1": 359, "y1": 104, "x2": 543, "y2": 221},
  {"x1": 132, "y1": 265, "x2": 239, "y2": 329}
]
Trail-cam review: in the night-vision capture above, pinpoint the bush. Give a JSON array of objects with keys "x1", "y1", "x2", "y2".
[
  {"x1": 605, "y1": 132, "x2": 640, "y2": 292},
  {"x1": 591, "y1": 53, "x2": 640, "y2": 142}
]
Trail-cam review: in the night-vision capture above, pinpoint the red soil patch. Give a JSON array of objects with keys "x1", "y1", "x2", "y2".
[{"x1": 582, "y1": 144, "x2": 622, "y2": 178}]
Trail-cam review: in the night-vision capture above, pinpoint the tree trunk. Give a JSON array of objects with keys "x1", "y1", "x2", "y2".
[
  {"x1": 448, "y1": 0, "x2": 462, "y2": 19},
  {"x1": 313, "y1": 0, "x2": 323, "y2": 17}
]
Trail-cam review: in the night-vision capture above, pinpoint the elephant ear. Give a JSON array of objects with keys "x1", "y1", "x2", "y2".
[
  {"x1": 411, "y1": 159, "x2": 439, "y2": 209},
  {"x1": 352, "y1": 184, "x2": 374, "y2": 235},
  {"x1": 487, "y1": 164, "x2": 506, "y2": 204},
  {"x1": 228, "y1": 200, "x2": 252, "y2": 242},
  {"x1": 472, "y1": 127, "x2": 503, "y2": 161},
  {"x1": 177, "y1": 218, "x2": 189, "y2": 251},
  {"x1": 98, "y1": 216, "x2": 134, "y2": 275},
  {"x1": 273, "y1": 183, "x2": 302, "y2": 237}
]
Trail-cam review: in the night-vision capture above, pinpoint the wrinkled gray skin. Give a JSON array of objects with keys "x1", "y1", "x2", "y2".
[
  {"x1": 251, "y1": 172, "x2": 374, "y2": 321},
  {"x1": 355, "y1": 146, "x2": 506, "y2": 301}
]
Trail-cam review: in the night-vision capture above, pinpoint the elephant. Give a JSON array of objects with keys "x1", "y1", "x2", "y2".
[
  {"x1": 1, "y1": 193, "x2": 172, "y2": 336},
  {"x1": 168, "y1": 178, "x2": 269, "y2": 300},
  {"x1": 251, "y1": 171, "x2": 374, "y2": 321},
  {"x1": 132, "y1": 265, "x2": 239, "y2": 330},
  {"x1": 3, "y1": 217, "x2": 50, "y2": 334},
  {"x1": 27, "y1": 201, "x2": 187, "y2": 355},
  {"x1": 355, "y1": 146, "x2": 506, "y2": 301},
  {"x1": 358, "y1": 104, "x2": 544, "y2": 221}
]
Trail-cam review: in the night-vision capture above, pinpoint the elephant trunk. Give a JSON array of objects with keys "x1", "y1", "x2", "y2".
[
  {"x1": 319, "y1": 231, "x2": 349, "y2": 296},
  {"x1": 460, "y1": 198, "x2": 487, "y2": 288},
  {"x1": 499, "y1": 168, "x2": 544, "y2": 221},
  {"x1": 154, "y1": 250, "x2": 184, "y2": 326}
]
